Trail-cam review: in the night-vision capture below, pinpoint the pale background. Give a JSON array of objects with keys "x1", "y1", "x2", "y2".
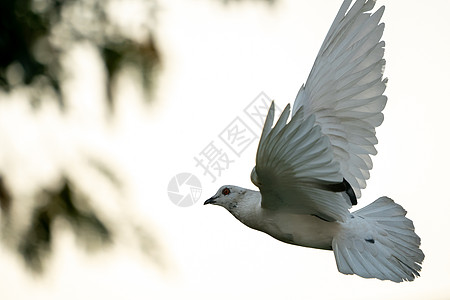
[{"x1": 1, "y1": 0, "x2": 449, "y2": 299}]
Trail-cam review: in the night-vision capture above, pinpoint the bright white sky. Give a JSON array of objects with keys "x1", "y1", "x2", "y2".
[{"x1": 1, "y1": 0, "x2": 450, "y2": 299}]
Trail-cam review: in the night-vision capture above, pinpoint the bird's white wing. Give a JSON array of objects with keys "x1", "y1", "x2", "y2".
[
  {"x1": 252, "y1": 102, "x2": 353, "y2": 222},
  {"x1": 293, "y1": 0, "x2": 387, "y2": 198}
]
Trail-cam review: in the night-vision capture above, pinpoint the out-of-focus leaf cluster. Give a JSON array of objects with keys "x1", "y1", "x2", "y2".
[
  {"x1": 0, "y1": 0, "x2": 160, "y2": 274},
  {"x1": 0, "y1": 0, "x2": 160, "y2": 109},
  {"x1": 18, "y1": 178, "x2": 112, "y2": 273}
]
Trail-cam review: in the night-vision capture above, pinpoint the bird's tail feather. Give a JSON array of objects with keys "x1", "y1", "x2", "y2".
[{"x1": 332, "y1": 197, "x2": 424, "y2": 282}]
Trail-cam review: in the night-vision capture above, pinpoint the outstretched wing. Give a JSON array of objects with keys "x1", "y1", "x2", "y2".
[
  {"x1": 293, "y1": 0, "x2": 387, "y2": 198},
  {"x1": 252, "y1": 102, "x2": 352, "y2": 222}
]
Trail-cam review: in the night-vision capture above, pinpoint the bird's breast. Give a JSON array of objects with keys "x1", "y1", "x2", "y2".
[{"x1": 252, "y1": 209, "x2": 342, "y2": 250}]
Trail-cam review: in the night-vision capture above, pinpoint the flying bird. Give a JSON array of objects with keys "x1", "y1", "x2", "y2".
[{"x1": 204, "y1": 0, "x2": 424, "y2": 282}]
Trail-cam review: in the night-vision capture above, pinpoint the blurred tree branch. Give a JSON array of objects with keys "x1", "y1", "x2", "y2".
[{"x1": 19, "y1": 177, "x2": 113, "y2": 273}]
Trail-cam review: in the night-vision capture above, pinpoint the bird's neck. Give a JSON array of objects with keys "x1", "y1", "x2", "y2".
[{"x1": 229, "y1": 190, "x2": 262, "y2": 229}]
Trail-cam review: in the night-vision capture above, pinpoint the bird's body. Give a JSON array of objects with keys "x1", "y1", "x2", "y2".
[
  {"x1": 204, "y1": 0, "x2": 424, "y2": 282},
  {"x1": 221, "y1": 187, "x2": 340, "y2": 250}
]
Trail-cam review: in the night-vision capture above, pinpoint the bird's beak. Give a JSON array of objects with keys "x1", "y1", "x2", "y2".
[{"x1": 204, "y1": 196, "x2": 217, "y2": 205}]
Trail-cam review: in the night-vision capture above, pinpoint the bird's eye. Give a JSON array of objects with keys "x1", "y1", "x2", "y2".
[{"x1": 222, "y1": 187, "x2": 230, "y2": 195}]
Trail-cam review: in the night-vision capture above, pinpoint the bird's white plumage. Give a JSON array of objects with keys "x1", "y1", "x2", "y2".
[
  {"x1": 293, "y1": 0, "x2": 387, "y2": 198},
  {"x1": 253, "y1": 103, "x2": 352, "y2": 222},
  {"x1": 333, "y1": 197, "x2": 424, "y2": 282},
  {"x1": 205, "y1": 0, "x2": 424, "y2": 282}
]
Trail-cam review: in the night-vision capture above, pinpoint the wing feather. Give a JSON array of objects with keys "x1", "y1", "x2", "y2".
[
  {"x1": 293, "y1": 0, "x2": 387, "y2": 198},
  {"x1": 251, "y1": 0, "x2": 387, "y2": 220},
  {"x1": 252, "y1": 103, "x2": 352, "y2": 222}
]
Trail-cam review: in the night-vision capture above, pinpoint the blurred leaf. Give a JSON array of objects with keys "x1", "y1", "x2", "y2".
[
  {"x1": 18, "y1": 178, "x2": 112, "y2": 273},
  {"x1": 0, "y1": 0, "x2": 48, "y2": 88},
  {"x1": 0, "y1": 176, "x2": 12, "y2": 214}
]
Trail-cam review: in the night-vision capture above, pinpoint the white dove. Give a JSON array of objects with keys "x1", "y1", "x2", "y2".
[{"x1": 204, "y1": 0, "x2": 424, "y2": 282}]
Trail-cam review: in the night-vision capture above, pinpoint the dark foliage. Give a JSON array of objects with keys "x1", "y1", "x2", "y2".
[{"x1": 18, "y1": 178, "x2": 112, "y2": 272}]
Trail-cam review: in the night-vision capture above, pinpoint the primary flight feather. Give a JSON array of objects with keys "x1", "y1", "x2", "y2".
[{"x1": 204, "y1": 0, "x2": 424, "y2": 282}]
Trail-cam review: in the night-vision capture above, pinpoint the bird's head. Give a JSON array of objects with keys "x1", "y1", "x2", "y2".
[{"x1": 204, "y1": 185, "x2": 249, "y2": 212}]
